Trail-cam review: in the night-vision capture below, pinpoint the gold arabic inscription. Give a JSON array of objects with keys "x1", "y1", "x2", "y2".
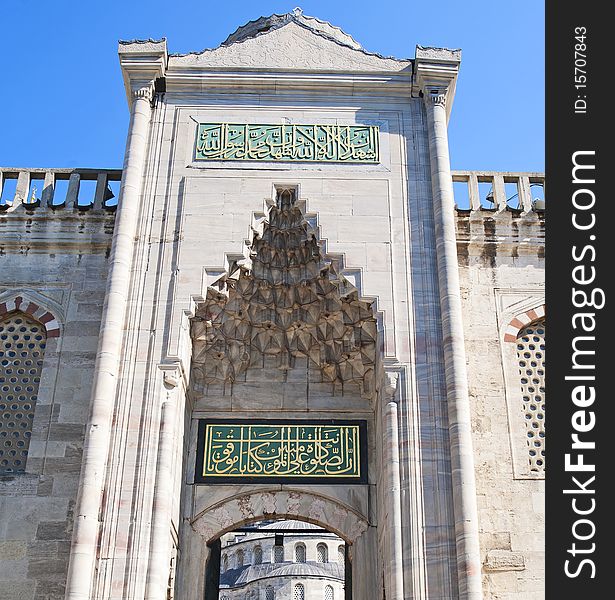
[{"x1": 201, "y1": 423, "x2": 362, "y2": 479}]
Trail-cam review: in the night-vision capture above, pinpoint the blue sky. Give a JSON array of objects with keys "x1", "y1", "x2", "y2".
[{"x1": 0, "y1": 0, "x2": 544, "y2": 172}]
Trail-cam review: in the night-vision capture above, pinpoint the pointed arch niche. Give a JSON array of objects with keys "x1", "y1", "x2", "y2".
[
  {"x1": 177, "y1": 187, "x2": 385, "y2": 600},
  {"x1": 189, "y1": 186, "x2": 382, "y2": 410},
  {"x1": 0, "y1": 292, "x2": 63, "y2": 475}
]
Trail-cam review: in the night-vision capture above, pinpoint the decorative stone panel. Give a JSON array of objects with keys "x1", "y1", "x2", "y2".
[{"x1": 483, "y1": 549, "x2": 526, "y2": 572}]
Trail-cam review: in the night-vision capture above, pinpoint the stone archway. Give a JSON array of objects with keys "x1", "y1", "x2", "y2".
[{"x1": 190, "y1": 489, "x2": 369, "y2": 545}]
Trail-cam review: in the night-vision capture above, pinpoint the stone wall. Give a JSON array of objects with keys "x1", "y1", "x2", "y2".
[
  {"x1": 0, "y1": 206, "x2": 114, "y2": 600},
  {"x1": 457, "y1": 210, "x2": 545, "y2": 599}
]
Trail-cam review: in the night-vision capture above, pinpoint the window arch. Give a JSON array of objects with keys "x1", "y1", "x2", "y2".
[
  {"x1": 273, "y1": 545, "x2": 284, "y2": 563},
  {"x1": 253, "y1": 545, "x2": 262, "y2": 565},
  {"x1": 337, "y1": 545, "x2": 345, "y2": 565},
  {"x1": 325, "y1": 584, "x2": 334, "y2": 600},
  {"x1": 516, "y1": 319, "x2": 545, "y2": 473},
  {"x1": 0, "y1": 311, "x2": 47, "y2": 474},
  {"x1": 265, "y1": 586, "x2": 275, "y2": 600},
  {"x1": 236, "y1": 549, "x2": 244, "y2": 568},
  {"x1": 294, "y1": 584, "x2": 305, "y2": 600},
  {"x1": 295, "y1": 542, "x2": 306, "y2": 563},
  {"x1": 222, "y1": 554, "x2": 228, "y2": 572},
  {"x1": 316, "y1": 543, "x2": 328, "y2": 563}
]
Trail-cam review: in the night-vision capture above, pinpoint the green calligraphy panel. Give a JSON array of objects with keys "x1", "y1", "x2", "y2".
[
  {"x1": 194, "y1": 123, "x2": 379, "y2": 163},
  {"x1": 195, "y1": 420, "x2": 367, "y2": 484}
]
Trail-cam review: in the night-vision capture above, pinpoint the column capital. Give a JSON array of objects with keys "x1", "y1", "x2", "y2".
[
  {"x1": 132, "y1": 85, "x2": 154, "y2": 103},
  {"x1": 384, "y1": 370, "x2": 400, "y2": 402},
  {"x1": 424, "y1": 89, "x2": 448, "y2": 108}
]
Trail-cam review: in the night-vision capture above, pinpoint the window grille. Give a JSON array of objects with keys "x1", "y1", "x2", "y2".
[
  {"x1": 337, "y1": 545, "x2": 345, "y2": 565},
  {"x1": 325, "y1": 585, "x2": 334, "y2": 600},
  {"x1": 516, "y1": 319, "x2": 546, "y2": 472},
  {"x1": 316, "y1": 543, "x2": 328, "y2": 563},
  {"x1": 253, "y1": 545, "x2": 262, "y2": 565},
  {"x1": 266, "y1": 586, "x2": 275, "y2": 600},
  {"x1": 294, "y1": 584, "x2": 305, "y2": 600},
  {"x1": 295, "y1": 543, "x2": 306, "y2": 563},
  {"x1": 274, "y1": 545, "x2": 284, "y2": 563},
  {"x1": 0, "y1": 312, "x2": 46, "y2": 473}
]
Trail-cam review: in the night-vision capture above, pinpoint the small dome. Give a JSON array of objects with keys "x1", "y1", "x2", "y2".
[
  {"x1": 260, "y1": 520, "x2": 323, "y2": 530},
  {"x1": 269, "y1": 563, "x2": 332, "y2": 578}
]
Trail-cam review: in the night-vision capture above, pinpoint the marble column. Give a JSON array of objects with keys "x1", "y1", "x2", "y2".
[
  {"x1": 424, "y1": 88, "x2": 483, "y2": 600},
  {"x1": 66, "y1": 85, "x2": 154, "y2": 600},
  {"x1": 384, "y1": 371, "x2": 405, "y2": 600},
  {"x1": 144, "y1": 367, "x2": 181, "y2": 600}
]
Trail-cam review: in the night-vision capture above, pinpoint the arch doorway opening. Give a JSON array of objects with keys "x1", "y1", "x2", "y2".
[{"x1": 205, "y1": 519, "x2": 352, "y2": 599}]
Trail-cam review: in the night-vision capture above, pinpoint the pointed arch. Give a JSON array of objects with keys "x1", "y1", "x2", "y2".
[
  {"x1": 503, "y1": 303, "x2": 545, "y2": 342},
  {"x1": 190, "y1": 489, "x2": 368, "y2": 545},
  {"x1": 0, "y1": 292, "x2": 62, "y2": 337}
]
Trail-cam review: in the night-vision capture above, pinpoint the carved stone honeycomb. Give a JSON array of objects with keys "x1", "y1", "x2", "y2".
[
  {"x1": 0, "y1": 312, "x2": 46, "y2": 473},
  {"x1": 191, "y1": 189, "x2": 377, "y2": 398},
  {"x1": 516, "y1": 319, "x2": 545, "y2": 473}
]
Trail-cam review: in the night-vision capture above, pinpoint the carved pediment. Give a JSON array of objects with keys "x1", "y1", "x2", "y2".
[
  {"x1": 171, "y1": 21, "x2": 411, "y2": 73},
  {"x1": 190, "y1": 189, "x2": 378, "y2": 399}
]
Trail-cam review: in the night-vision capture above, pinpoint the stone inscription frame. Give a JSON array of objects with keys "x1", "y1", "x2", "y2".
[
  {"x1": 195, "y1": 419, "x2": 368, "y2": 484},
  {"x1": 194, "y1": 123, "x2": 380, "y2": 163}
]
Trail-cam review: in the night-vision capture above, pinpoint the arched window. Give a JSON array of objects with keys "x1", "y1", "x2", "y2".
[
  {"x1": 516, "y1": 319, "x2": 546, "y2": 472},
  {"x1": 325, "y1": 584, "x2": 334, "y2": 600},
  {"x1": 273, "y1": 545, "x2": 284, "y2": 563},
  {"x1": 294, "y1": 583, "x2": 305, "y2": 600},
  {"x1": 316, "y1": 543, "x2": 328, "y2": 563},
  {"x1": 337, "y1": 545, "x2": 345, "y2": 565},
  {"x1": 266, "y1": 586, "x2": 275, "y2": 600},
  {"x1": 253, "y1": 545, "x2": 262, "y2": 565},
  {"x1": 236, "y1": 549, "x2": 244, "y2": 568},
  {"x1": 295, "y1": 542, "x2": 306, "y2": 563},
  {"x1": 222, "y1": 554, "x2": 228, "y2": 572},
  {"x1": 0, "y1": 312, "x2": 46, "y2": 474}
]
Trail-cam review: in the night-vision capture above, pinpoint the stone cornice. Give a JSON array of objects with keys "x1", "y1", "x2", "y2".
[
  {"x1": 163, "y1": 69, "x2": 412, "y2": 97},
  {"x1": 118, "y1": 39, "x2": 168, "y2": 107},
  {"x1": 413, "y1": 45, "x2": 461, "y2": 121}
]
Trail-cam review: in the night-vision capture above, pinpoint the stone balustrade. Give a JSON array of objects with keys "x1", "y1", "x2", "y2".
[
  {"x1": 0, "y1": 167, "x2": 122, "y2": 213},
  {"x1": 451, "y1": 170, "x2": 545, "y2": 214}
]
